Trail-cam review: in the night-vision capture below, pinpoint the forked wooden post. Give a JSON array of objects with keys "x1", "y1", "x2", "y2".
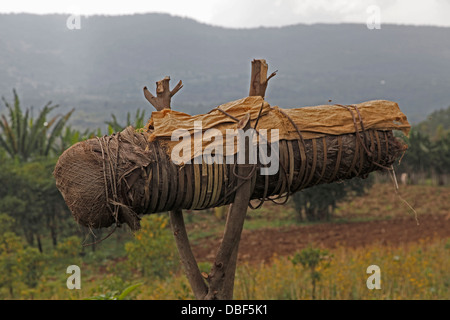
[
  {"x1": 144, "y1": 77, "x2": 209, "y2": 299},
  {"x1": 143, "y1": 76, "x2": 183, "y2": 111},
  {"x1": 143, "y1": 59, "x2": 274, "y2": 299},
  {"x1": 169, "y1": 209, "x2": 208, "y2": 299},
  {"x1": 249, "y1": 59, "x2": 277, "y2": 99},
  {"x1": 204, "y1": 113, "x2": 254, "y2": 300}
]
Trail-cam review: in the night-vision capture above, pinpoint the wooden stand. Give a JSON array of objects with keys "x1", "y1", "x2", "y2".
[{"x1": 143, "y1": 59, "x2": 273, "y2": 299}]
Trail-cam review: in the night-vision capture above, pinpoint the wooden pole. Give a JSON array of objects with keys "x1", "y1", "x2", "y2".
[
  {"x1": 249, "y1": 59, "x2": 277, "y2": 98},
  {"x1": 204, "y1": 113, "x2": 254, "y2": 300},
  {"x1": 169, "y1": 209, "x2": 208, "y2": 299},
  {"x1": 144, "y1": 59, "x2": 275, "y2": 299},
  {"x1": 143, "y1": 76, "x2": 183, "y2": 111},
  {"x1": 143, "y1": 76, "x2": 209, "y2": 298}
]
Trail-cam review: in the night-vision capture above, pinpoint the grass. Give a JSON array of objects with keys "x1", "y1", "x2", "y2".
[
  {"x1": 184, "y1": 182, "x2": 450, "y2": 238},
  {"x1": 334, "y1": 183, "x2": 450, "y2": 220},
  {"x1": 2, "y1": 183, "x2": 448, "y2": 300},
  {"x1": 232, "y1": 238, "x2": 449, "y2": 300},
  {"x1": 102, "y1": 237, "x2": 449, "y2": 300},
  {"x1": 16, "y1": 237, "x2": 447, "y2": 300}
]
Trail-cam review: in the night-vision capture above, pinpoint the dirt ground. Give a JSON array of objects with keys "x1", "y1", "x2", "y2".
[{"x1": 192, "y1": 213, "x2": 450, "y2": 264}]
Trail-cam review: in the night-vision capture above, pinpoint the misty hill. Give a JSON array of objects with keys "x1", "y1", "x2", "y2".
[{"x1": 0, "y1": 13, "x2": 449, "y2": 129}]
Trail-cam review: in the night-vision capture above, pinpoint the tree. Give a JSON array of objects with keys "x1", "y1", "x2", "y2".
[
  {"x1": 124, "y1": 215, "x2": 179, "y2": 279},
  {"x1": 55, "y1": 126, "x2": 100, "y2": 156},
  {"x1": 0, "y1": 229, "x2": 24, "y2": 298},
  {"x1": 292, "y1": 176, "x2": 373, "y2": 222},
  {"x1": 0, "y1": 90, "x2": 76, "y2": 251},
  {"x1": 395, "y1": 105, "x2": 450, "y2": 182},
  {"x1": 0, "y1": 89, "x2": 74, "y2": 162},
  {"x1": 415, "y1": 105, "x2": 450, "y2": 138},
  {"x1": 0, "y1": 159, "x2": 68, "y2": 252},
  {"x1": 399, "y1": 129, "x2": 432, "y2": 173},
  {"x1": 291, "y1": 245, "x2": 332, "y2": 300},
  {"x1": 396, "y1": 124, "x2": 450, "y2": 184},
  {"x1": 430, "y1": 131, "x2": 450, "y2": 176},
  {"x1": 105, "y1": 108, "x2": 147, "y2": 133},
  {"x1": 0, "y1": 214, "x2": 44, "y2": 298}
]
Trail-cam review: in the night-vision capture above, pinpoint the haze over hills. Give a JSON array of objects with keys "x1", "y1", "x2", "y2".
[{"x1": 0, "y1": 13, "x2": 449, "y2": 129}]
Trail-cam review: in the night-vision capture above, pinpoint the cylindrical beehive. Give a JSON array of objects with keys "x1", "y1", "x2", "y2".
[{"x1": 53, "y1": 97, "x2": 410, "y2": 231}]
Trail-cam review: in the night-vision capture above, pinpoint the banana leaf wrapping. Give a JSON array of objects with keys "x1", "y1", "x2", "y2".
[{"x1": 53, "y1": 97, "x2": 410, "y2": 231}]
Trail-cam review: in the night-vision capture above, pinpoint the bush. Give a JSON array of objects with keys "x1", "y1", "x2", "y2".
[
  {"x1": 54, "y1": 236, "x2": 83, "y2": 260},
  {"x1": 86, "y1": 276, "x2": 142, "y2": 300},
  {"x1": 124, "y1": 215, "x2": 179, "y2": 279},
  {"x1": 0, "y1": 214, "x2": 45, "y2": 298},
  {"x1": 292, "y1": 176, "x2": 373, "y2": 222},
  {"x1": 291, "y1": 245, "x2": 332, "y2": 299}
]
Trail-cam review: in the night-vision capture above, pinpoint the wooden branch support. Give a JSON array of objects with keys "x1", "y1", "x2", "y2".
[
  {"x1": 143, "y1": 76, "x2": 183, "y2": 111},
  {"x1": 204, "y1": 113, "x2": 254, "y2": 300},
  {"x1": 169, "y1": 209, "x2": 208, "y2": 299},
  {"x1": 145, "y1": 76, "x2": 208, "y2": 298},
  {"x1": 170, "y1": 114, "x2": 254, "y2": 300},
  {"x1": 148, "y1": 59, "x2": 275, "y2": 300},
  {"x1": 249, "y1": 59, "x2": 277, "y2": 99}
]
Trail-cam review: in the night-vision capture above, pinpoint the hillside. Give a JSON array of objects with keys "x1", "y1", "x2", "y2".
[{"x1": 1, "y1": 13, "x2": 449, "y2": 129}]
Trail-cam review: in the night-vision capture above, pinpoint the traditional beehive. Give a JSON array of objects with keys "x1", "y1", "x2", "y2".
[{"x1": 53, "y1": 96, "x2": 410, "y2": 231}]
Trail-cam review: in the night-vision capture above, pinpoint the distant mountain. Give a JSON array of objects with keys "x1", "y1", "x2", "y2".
[{"x1": 0, "y1": 13, "x2": 449, "y2": 129}]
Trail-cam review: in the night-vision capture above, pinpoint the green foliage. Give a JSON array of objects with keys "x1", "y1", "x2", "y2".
[
  {"x1": 414, "y1": 106, "x2": 450, "y2": 139},
  {"x1": 0, "y1": 231, "x2": 23, "y2": 297},
  {"x1": 0, "y1": 213, "x2": 15, "y2": 234},
  {"x1": 0, "y1": 214, "x2": 45, "y2": 298},
  {"x1": 291, "y1": 246, "x2": 331, "y2": 273},
  {"x1": 292, "y1": 176, "x2": 373, "y2": 222},
  {"x1": 105, "y1": 108, "x2": 147, "y2": 133},
  {"x1": 55, "y1": 125, "x2": 99, "y2": 155},
  {"x1": 0, "y1": 89, "x2": 74, "y2": 162},
  {"x1": 86, "y1": 282, "x2": 142, "y2": 300},
  {"x1": 398, "y1": 129, "x2": 432, "y2": 172},
  {"x1": 394, "y1": 105, "x2": 450, "y2": 181},
  {"x1": 0, "y1": 91, "x2": 78, "y2": 253},
  {"x1": 397, "y1": 126, "x2": 450, "y2": 177},
  {"x1": 16, "y1": 246, "x2": 44, "y2": 289},
  {"x1": 291, "y1": 245, "x2": 332, "y2": 299},
  {"x1": 53, "y1": 236, "x2": 83, "y2": 261},
  {"x1": 0, "y1": 158, "x2": 72, "y2": 252},
  {"x1": 124, "y1": 215, "x2": 179, "y2": 279}
]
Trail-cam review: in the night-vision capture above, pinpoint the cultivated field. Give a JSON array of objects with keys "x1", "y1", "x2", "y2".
[{"x1": 3, "y1": 183, "x2": 448, "y2": 300}]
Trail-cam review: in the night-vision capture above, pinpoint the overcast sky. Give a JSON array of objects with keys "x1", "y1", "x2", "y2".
[{"x1": 1, "y1": 0, "x2": 450, "y2": 28}]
